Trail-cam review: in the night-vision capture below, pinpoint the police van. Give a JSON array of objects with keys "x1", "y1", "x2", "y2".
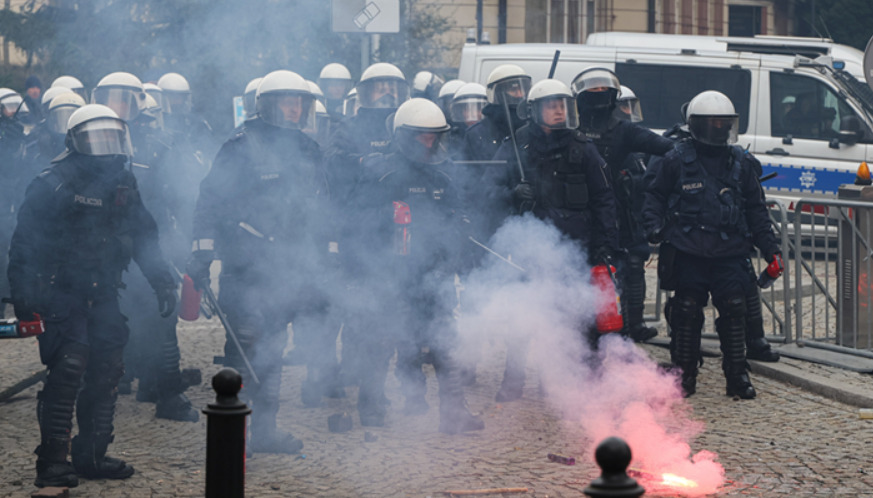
[{"x1": 458, "y1": 32, "x2": 873, "y2": 207}]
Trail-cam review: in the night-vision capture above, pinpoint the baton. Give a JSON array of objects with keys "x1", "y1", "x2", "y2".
[
  {"x1": 759, "y1": 172, "x2": 777, "y2": 183},
  {"x1": 469, "y1": 236, "x2": 526, "y2": 272},
  {"x1": 548, "y1": 50, "x2": 561, "y2": 79},
  {"x1": 201, "y1": 285, "x2": 260, "y2": 386}
]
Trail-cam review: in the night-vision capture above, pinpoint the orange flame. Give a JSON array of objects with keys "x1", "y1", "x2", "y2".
[{"x1": 660, "y1": 472, "x2": 698, "y2": 488}]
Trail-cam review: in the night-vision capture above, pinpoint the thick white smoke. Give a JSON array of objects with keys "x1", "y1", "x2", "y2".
[{"x1": 455, "y1": 214, "x2": 724, "y2": 496}]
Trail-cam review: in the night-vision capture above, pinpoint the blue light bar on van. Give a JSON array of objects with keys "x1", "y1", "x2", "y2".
[{"x1": 833, "y1": 60, "x2": 846, "y2": 70}]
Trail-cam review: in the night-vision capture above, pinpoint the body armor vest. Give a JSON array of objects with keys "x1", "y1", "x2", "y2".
[
  {"x1": 524, "y1": 133, "x2": 590, "y2": 211},
  {"x1": 669, "y1": 142, "x2": 747, "y2": 240}
]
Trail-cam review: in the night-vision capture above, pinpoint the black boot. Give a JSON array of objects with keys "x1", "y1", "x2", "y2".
[
  {"x1": 155, "y1": 393, "x2": 200, "y2": 422},
  {"x1": 435, "y1": 355, "x2": 484, "y2": 434},
  {"x1": 668, "y1": 294, "x2": 704, "y2": 398},
  {"x1": 71, "y1": 434, "x2": 135, "y2": 479},
  {"x1": 34, "y1": 439, "x2": 78, "y2": 488},
  {"x1": 249, "y1": 368, "x2": 304, "y2": 454},
  {"x1": 744, "y1": 286, "x2": 780, "y2": 362},
  {"x1": 716, "y1": 296, "x2": 757, "y2": 400},
  {"x1": 35, "y1": 346, "x2": 88, "y2": 487},
  {"x1": 620, "y1": 254, "x2": 658, "y2": 343}
]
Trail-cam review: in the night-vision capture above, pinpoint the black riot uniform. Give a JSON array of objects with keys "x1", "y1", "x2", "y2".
[
  {"x1": 350, "y1": 147, "x2": 484, "y2": 434},
  {"x1": 190, "y1": 115, "x2": 331, "y2": 453},
  {"x1": 9, "y1": 143, "x2": 175, "y2": 488},
  {"x1": 462, "y1": 103, "x2": 524, "y2": 162},
  {"x1": 580, "y1": 113, "x2": 674, "y2": 343},
  {"x1": 643, "y1": 139, "x2": 780, "y2": 398},
  {"x1": 118, "y1": 115, "x2": 202, "y2": 422},
  {"x1": 324, "y1": 105, "x2": 397, "y2": 390},
  {"x1": 648, "y1": 120, "x2": 781, "y2": 362},
  {"x1": 493, "y1": 122, "x2": 618, "y2": 400}
]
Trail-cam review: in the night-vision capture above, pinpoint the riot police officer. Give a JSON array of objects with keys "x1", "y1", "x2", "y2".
[
  {"x1": 352, "y1": 98, "x2": 484, "y2": 434},
  {"x1": 571, "y1": 69, "x2": 674, "y2": 343},
  {"x1": 493, "y1": 79, "x2": 618, "y2": 401},
  {"x1": 0, "y1": 88, "x2": 28, "y2": 299},
  {"x1": 643, "y1": 90, "x2": 781, "y2": 399},
  {"x1": 317, "y1": 63, "x2": 354, "y2": 120},
  {"x1": 188, "y1": 70, "x2": 331, "y2": 453},
  {"x1": 437, "y1": 79, "x2": 466, "y2": 119},
  {"x1": 412, "y1": 70, "x2": 444, "y2": 102},
  {"x1": 92, "y1": 72, "x2": 199, "y2": 422},
  {"x1": 462, "y1": 64, "x2": 531, "y2": 162},
  {"x1": 326, "y1": 62, "x2": 410, "y2": 388},
  {"x1": 446, "y1": 82, "x2": 486, "y2": 160},
  {"x1": 9, "y1": 104, "x2": 176, "y2": 488}
]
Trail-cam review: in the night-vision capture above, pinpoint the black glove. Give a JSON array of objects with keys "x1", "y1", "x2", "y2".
[
  {"x1": 647, "y1": 227, "x2": 664, "y2": 245},
  {"x1": 186, "y1": 249, "x2": 214, "y2": 291},
  {"x1": 513, "y1": 182, "x2": 535, "y2": 202},
  {"x1": 13, "y1": 304, "x2": 38, "y2": 322},
  {"x1": 592, "y1": 246, "x2": 613, "y2": 266},
  {"x1": 156, "y1": 285, "x2": 177, "y2": 318}
]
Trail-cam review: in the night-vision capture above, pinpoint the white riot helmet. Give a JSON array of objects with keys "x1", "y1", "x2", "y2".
[
  {"x1": 518, "y1": 79, "x2": 579, "y2": 130},
  {"x1": 256, "y1": 70, "x2": 315, "y2": 130},
  {"x1": 343, "y1": 87, "x2": 358, "y2": 116},
  {"x1": 142, "y1": 93, "x2": 165, "y2": 130},
  {"x1": 412, "y1": 71, "x2": 444, "y2": 102},
  {"x1": 41, "y1": 86, "x2": 74, "y2": 113},
  {"x1": 0, "y1": 90, "x2": 26, "y2": 118},
  {"x1": 65, "y1": 104, "x2": 133, "y2": 157},
  {"x1": 437, "y1": 79, "x2": 465, "y2": 115},
  {"x1": 571, "y1": 67, "x2": 621, "y2": 114},
  {"x1": 143, "y1": 83, "x2": 164, "y2": 113},
  {"x1": 318, "y1": 63, "x2": 353, "y2": 115},
  {"x1": 306, "y1": 80, "x2": 325, "y2": 105},
  {"x1": 686, "y1": 90, "x2": 739, "y2": 146},
  {"x1": 50, "y1": 76, "x2": 87, "y2": 100},
  {"x1": 450, "y1": 83, "x2": 487, "y2": 127},
  {"x1": 357, "y1": 62, "x2": 409, "y2": 109},
  {"x1": 47, "y1": 92, "x2": 86, "y2": 134},
  {"x1": 157, "y1": 72, "x2": 192, "y2": 115},
  {"x1": 485, "y1": 64, "x2": 531, "y2": 106},
  {"x1": 243, "y1": 77, "x2": 263, "y2": 117},
  {"x1": 616, "y1": 85, "x2": 643, "y2": 123},
  {"x1": 91, "y1": 72, "x2": 146, "y2": 122},
  {"x1": 392, "y1": 98, "x2": 451, "y2": 164}
]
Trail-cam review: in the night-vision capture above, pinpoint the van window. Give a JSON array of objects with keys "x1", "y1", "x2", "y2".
[
  {"x1": 615, "y1": 62, "x2": 751, "y2": 132},
  {"x1": 770, "y1": 71, "x2": 868, "y2": 142}
]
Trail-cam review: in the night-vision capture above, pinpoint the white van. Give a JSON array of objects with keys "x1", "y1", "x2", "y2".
[{"x1": 458, "y1": 32, "x2": 873, "y2": 204}]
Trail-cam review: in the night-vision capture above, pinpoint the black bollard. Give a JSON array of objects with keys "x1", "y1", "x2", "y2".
[
  {"x1": 583, "y1": 437, "x2": 645, "y2": 497},
  {"x1": 203, "y1": 368, "x2": 251, "y2": 498}
]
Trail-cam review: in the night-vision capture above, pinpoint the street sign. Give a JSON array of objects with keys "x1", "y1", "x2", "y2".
[
  {"x1": 863, "y1": 35, "x2": 873, "y2": 92},
  {"x1": 332, "y1": 0, "x2": 400, "y2": 33}
]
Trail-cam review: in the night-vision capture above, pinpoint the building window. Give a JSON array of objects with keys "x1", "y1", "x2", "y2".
[
  {"x1": 728, "y1": 5, "x2": 762, "y2": 37},
  {"x1": 547, "y1": 0, "x2": 584, "y2": 44}
]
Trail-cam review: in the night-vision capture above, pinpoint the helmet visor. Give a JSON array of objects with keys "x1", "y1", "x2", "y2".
[
  {"x1": 48, "y1": 105, "x2": 79, "y2": 134},
  {"x1": 450, "y1": 98, "x2": 486, "y2": 126},
  {"x1": 1, "y1": 95, "x2": 23, "y2": 116},
  {"x1": 144, "y1": 89, "x2": 164, "y2": 112},
  {"x1": 70, "y1": 118, "x2": 133, "y2": 156},
  {"x1": 357, "y1": 78, "x2": 409, "y2": 109},
  {"x1": 343, "y1": 94, "x2": 358, "y2": 116},
  {"x1": 318, "y1": 78, "x2": 353, "y2": 101},
  {"x1": 258, "y1": 92, "x2": 315, "y2": 129},
  {"x1": 243, "y1": 90, "x2": 257, "y2": 116},
  {"x1": 92, "y1": 87, "x2": 142, "y2": 121},
  {"x1": 688, "y1": 115, "x2": 739, "y2": 146},
  {"x1": 533, "y1": 97, "x2": 579, "y2": 130},
  {"x1": 616, "y1": 98, "x2": 643, "y2": 122},
  {"x1": 570, "y1": 70, "x2": 620, "y2": 95},
  {"x1": 163, "y1": 90, "x2": 192, "y2": 115},
  {"x1": 487, "y1": 77, "x2": 532, "y2": 105},
  {"x1": 395, "y1": 128, "x2": 449, "y2": 164}
]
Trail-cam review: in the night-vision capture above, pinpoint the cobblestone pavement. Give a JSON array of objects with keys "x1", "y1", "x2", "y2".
[{"x1": 2, "y1": 308, "x2": 873, "y2": 497}]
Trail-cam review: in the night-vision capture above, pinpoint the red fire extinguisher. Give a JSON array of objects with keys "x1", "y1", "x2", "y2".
[
  {"x1": 393, "y1": 201, "x2": 411, "y2": 255},
  {"x1": 179, "y1": 274, "x2": 202, "y2": 321},
  {"x1": 591, "y1": 264, "x2": 623, "y2": 333}
]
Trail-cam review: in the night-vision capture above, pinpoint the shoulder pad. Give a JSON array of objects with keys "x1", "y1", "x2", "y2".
[
  {"x1": 675, "y1": 140, "x2": 697, "y2": 163},
  {"x1": 571, "y1": 130, "x2": 591, "y2": 144}
]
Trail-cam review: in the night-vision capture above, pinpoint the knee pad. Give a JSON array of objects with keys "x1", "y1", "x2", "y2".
[
  {"x1": 714, "y1": 295, "x2": 746, "y2": 320},
  {"x1": 670, "y1": 293, "x2": 705, "y2": 331},
  {"x1": 86, "y1": 349, "x2": 125, "y2": 388}
]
